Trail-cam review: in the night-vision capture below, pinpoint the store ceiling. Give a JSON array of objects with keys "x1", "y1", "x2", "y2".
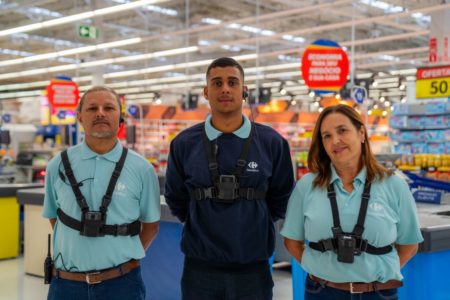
[{"x1": 0, "y1": 0, "x2": 449, "y2": 106}]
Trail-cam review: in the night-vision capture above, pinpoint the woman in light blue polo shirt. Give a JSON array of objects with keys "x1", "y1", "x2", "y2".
[{"x1": 281, "y1": 104, "x2": 423, "y2": 300}]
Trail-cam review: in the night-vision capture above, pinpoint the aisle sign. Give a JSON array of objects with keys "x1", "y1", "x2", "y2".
[
  {"x1": 2, "y1": 114, "x2": 11, "y2": 123},
  {"x1": 352, "y1": 87, "x2": 366, "y2": 104},
  {"x1": 416, "y1": 65, "x2": 450, "y2": 98},
  {"x1": 301, "y1": 39, "x2": 349, "y2": 92},
  {"x1": 46, "y1": 80, "x2": 79, "y2": 108},
  {"x1": 57, "y1": 110, "x2": 67, "y2": 120},
  {"x1": 127, "y1": 105, "x2": 139, "y2": 117}
]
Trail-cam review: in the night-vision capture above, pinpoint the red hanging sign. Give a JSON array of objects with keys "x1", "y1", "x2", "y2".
[
  {"x1": 301, "y1": 39, "x2": 349, "y2": 92},
  {"x1": 46, "y1": 80, "x2": 80, "y2": 108}
]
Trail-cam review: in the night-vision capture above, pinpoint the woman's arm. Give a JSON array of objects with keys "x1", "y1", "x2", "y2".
[
  {"x1": 395, "y1": 243, "x2": 418, "y2": 268},
  {"x1": 284, "y1": 237, "x2": 305, "y2": 264}
]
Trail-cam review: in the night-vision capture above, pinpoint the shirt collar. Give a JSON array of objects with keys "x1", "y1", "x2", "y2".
[
  {"x1": 330, "y1": 164, "x2": 367, "y2": 185},
  {"x1": 205, "y1": 114, "x2": 251, "y2": 141},
  {"x1": 81, "y1": 140, "x2": 123, "y2": 162}
]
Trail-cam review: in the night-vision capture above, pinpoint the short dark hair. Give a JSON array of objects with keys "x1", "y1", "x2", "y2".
[
  {"x1": 77, "y1": 86, "x2": 121, "y2": 113},
  {"x1": 308, "y1": 104, "x2": 392, "y2": 188},
  {"x1": 206, "y1": 57, "x2": 245, "y2": 82}
]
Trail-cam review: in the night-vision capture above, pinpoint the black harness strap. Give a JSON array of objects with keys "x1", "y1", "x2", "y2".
[
  {"x1": 57, "y1": 147, "x2": 141, "y2": 237},
  {"x1": 309, "y1": 181, "x2": 392, "y2": 256},
  {"x1": 99, "y1": 148, "x2": 128, "y2": 215},
  {"x1": 327, "y1": 185, "x2": 342, "y2": 236},
  {"x1": 192, "y1": 122, "x2": 266, "y2": 202},
  {"x1": 61, "y1": 150, "x2": 89, "y2": 212},
  {"x1": 56, "y1": 209, "x2": 141, "y2": 236},
  {"x1": 202, "y1": 122, "x2": 254, "y2": 184},
  {"x1": 202, "y1": 125, "x2": 220, "y2": 185}
]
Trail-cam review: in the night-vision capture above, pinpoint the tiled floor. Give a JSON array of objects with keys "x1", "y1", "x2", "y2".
[{"x1": 0, "y1": 257, "x2": 293, "y2": 300}]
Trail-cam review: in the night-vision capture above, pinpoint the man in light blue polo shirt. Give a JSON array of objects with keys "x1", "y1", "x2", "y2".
[{"x1": 42, "y1": 86, "x2": 160, "y2": 300}]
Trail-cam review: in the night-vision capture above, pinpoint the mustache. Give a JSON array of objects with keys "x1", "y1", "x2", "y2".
[{"x1": 93, "y1": 119, "x2": 109, "y2": 125}]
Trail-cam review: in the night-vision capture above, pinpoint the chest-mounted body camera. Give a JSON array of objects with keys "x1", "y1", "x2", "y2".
[
  {"x1": 81, "y1": 211, "x2": 106, "y2": 237},
  {"x1": 336, "y1": 234, "x2": 359, "y2": 263},
  {"x1": 217, "y1": 175, "x2": 239, "y2": 203}
]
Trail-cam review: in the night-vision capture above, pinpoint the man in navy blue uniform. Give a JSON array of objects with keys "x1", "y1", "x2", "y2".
[{"x1": 165, "y1": 57, "x2": 295, "y2": 300}]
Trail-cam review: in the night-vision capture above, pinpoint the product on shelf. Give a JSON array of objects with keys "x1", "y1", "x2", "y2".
[
  {"x1": 390, "y1": 99, "x2": 450, "y2": 154},
  {"x1": 395, "y1": 154, "x2": 450, "y2": 182}
]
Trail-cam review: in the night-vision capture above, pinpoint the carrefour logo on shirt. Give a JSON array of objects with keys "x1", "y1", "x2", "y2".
[
  {"x1": 368, "y1": 202, "x2": 385, "y2": 217},
  {"x1": 247, "y1": 161, "x2": 259, "y2": 172}
]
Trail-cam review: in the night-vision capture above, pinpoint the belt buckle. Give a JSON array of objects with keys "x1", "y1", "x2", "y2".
[
  {"x1": 86, "y1": 271, "x2": 102, "y2": 285},
  {"x1": 350, "y1": 283, "x2": 363, "y2": 294}
]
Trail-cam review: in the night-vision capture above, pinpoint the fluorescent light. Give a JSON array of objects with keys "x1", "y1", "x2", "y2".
[
  {"x1": 0, "y1": 45, "x2": 198, "y2": 80},
  {"x1": 0, "y1": 0, "x2": 168, "y2": 37},
  {"x1": 0, "y1": 90, "x2": 42, "y2": 99},
  {"x1": 96, "y1": 37, "x2": 142, "y2": 49},
  {"x1": 0, "y1": 38, "x2": 142, "y2": 67},
  {"x1": 94, "y1": 0, "x2": 161, "y2": 16},
  {"x1": 390, "y1": 68, "x2": 417, "y2": 75},
  {"x1": 201, "y1": 17, "x2": 222, "y2": 25},
  {"x1": 0, "y1": 80, "x2": 50, "y2": 91},
  {"x1": 43, "y1": 12, "x2": 94, "y2": 27}
]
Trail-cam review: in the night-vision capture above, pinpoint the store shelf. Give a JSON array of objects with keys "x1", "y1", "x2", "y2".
[{"x1": 390, "y1": 99, "x2": 450, "y2": 154}]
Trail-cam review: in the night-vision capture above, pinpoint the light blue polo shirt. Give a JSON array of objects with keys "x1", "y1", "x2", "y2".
[
  {"x1": 281, "y1": 165, "x2": 423, "y2": 283},
  {"x1": 42, "y1": 140, "x2": 160, "y2": 272},
  {"x1": 205, "y1": 114, "x2": 251, "y2": 140}
]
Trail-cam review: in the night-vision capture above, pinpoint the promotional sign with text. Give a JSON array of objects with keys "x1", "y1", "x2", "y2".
[
  {"x1": 301, "y1": 39, "x2": 349, "y2": 93},
  {"x1": 416, "y1": 65, "x2": 450, "y2": 98},
  {"x1": 46, "y1": 80, "x2": 79, "y2": 108},
  {"x1": 429, "y1": 11, "x2": 450, "y2": 64},
  {"x1": 45, "y1": 79, "x2": 79, "y2": 125}
]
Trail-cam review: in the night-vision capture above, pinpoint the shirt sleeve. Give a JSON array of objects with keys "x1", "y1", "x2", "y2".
[
  {"x1": 164, "y1": 138, "x2": 189, "y2": 222},
  {"x1": 393, "y1": 175, "x2": 424, "y2": 245},
  {"x1": 266, "y1": 136, "x2": 295, "y2": 221},
  {"x1": 139, "y1": 163, "x2": 161, "y2": 223},
  {"x1": 280, "y1": 177, "x2": 308, "y2": 241},
  {"x1": 42, "y1": 156, "x2": 59, "y2": 219}
]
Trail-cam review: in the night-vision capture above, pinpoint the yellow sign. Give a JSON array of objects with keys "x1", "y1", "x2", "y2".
[{"x1": 416, "y1": 77, "x2": 450, "y2": 98}]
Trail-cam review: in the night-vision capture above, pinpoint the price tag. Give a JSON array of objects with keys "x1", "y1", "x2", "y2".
[{"x1": 416, "y1": 77, "x2": 450, "y2": 98}]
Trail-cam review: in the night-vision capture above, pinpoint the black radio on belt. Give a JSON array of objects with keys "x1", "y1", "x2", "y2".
[
  {"x1": 44, "y1": 234, "x2": 53, "y2": 284},
  {"x1": 81, "y1": 211, "x2": 106, "y2": 237},
  {"x1": 217, "y1": 175, "x2": 239, "y2": 202}
]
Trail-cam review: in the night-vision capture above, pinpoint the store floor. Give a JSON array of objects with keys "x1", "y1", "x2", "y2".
[{"x1": 0, "y1": 257, "x2": 293, "y2": 300}]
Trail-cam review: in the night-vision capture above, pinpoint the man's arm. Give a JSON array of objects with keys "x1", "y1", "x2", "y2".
[
  {"x1": 284, "y1": 238, "x2": 305, "y2": 265},
  {"x1": 49, "y1": 218, "x2": 56, "y2": 229},
  {"x1": 395, "y1": 243, "x2": 418, "y2": 268},
  {"x1": 140, "y1": 221, "x2": 160, "y2": 251},
  {"x1": 165, "y1": 139, "x2": 189, "y2": 222},
  {"x1": 266, "y1": 137, "x2": 295, "y2": 221}
]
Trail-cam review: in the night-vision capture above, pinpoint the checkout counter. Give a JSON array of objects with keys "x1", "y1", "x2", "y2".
[
  {"x1": 0, "y1": 184, "x2": 43, "y2": 260},
  {"x1": 17, "y1": 188, "x2": 450, "y2": 300}
]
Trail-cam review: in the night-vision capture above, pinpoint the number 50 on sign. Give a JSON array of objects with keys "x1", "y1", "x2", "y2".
[{"x1": 416, "y1": 77, "x2": 450, "y2": 99}]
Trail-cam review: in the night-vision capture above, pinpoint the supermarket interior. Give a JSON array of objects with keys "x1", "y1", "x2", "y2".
[{"x1": 1, "y1": 0, "x2": 450, "y2": 299}]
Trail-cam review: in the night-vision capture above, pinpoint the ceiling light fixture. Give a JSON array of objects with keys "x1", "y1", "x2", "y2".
[{"x1": 0, "y1": 0, "x2": 170, "y2": 37}]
